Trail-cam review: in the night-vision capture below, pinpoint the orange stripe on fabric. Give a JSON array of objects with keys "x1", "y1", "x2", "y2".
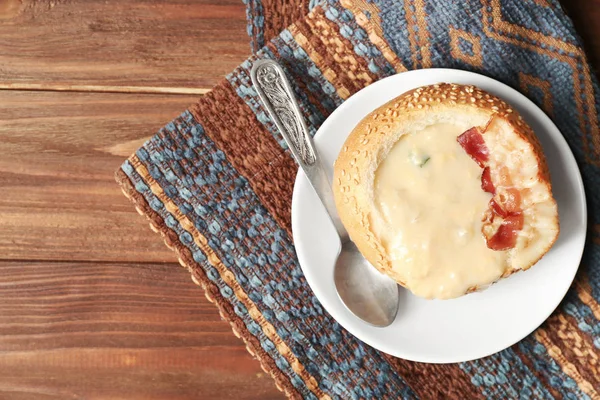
[
  {"x1": 413, "y1": 0, "x2": 431, "y2": 68},
  {"x1": 288, "y1": 23, "x2": 352, "y2": 99},
  {"x1": 129, "y1": 156, "x2": 331, "y2": 400},
  {"x1": 404, "y1": 0, "x2": 419, "y2": 68},
  {"x1": 448, "y1": 27, "x2": 484, "y2": 67},
  {"x1": 535, "y1": 324, "x2": 600, "y2": 399},
  {"x1": 304, "y1": 8, "x2": 378, "y2": 94},
  {"x1": 339, "y1": 0, "x2": 407, "y2": 72},
  {"x1": 518, "y1": 72, "x2": 554, "y2": 115},
  {"x1": 551, "y1": 313, "x2": 600, "y2": 382},
  {"x1": 575, "y1": 61, "x2": 600, "y2": 164},
  {"x1": 489, "y1": 0, "x2": 579, "y2": 53},
  {"x1": 576, "y1": 277, "x2": 600, "y2": 320}
]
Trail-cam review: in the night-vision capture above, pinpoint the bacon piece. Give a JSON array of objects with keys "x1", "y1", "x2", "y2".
[
  {"x1": 457, "y1": 126, "x2": 524, "y2": 251},
  {"x1": 457, "y1": 127, "x2": 489, "y2": 167},
  {"x1": 489, "y1": 198, "x2": 508, "y2": 218},
  {"x1": 481, "y1": 167, "x2": 495, "y2": 193},
  {"x1": 486, "y1": 213, "x2": 524, "y2": 251}
]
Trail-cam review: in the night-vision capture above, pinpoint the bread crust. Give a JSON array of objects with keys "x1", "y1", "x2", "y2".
[{"x1": 332, "y1": 83, "x2": 559, "y2": 297}]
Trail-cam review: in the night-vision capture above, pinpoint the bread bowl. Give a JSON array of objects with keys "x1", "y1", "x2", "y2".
[{"x1": 332, "y1": 83, "x2": 559, "y2": 299}]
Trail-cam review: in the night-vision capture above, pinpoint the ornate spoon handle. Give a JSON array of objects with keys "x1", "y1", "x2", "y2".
[{"x1": 251, "y1": 59, "x2": 347, "y2": 241}]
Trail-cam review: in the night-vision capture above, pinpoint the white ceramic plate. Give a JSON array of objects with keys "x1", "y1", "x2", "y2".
[{"x1": 291, "y1": 69, "x2": 587, "y2": 363}]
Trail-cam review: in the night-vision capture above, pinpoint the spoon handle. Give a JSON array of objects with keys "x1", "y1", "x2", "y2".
[{"x1": 251, "y1": 59, "x2": 348, "y2": 241}]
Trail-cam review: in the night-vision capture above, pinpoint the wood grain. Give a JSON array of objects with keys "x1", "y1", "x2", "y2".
[
  {"x1": 0, "y1": 0, "x2": 250, "y2": 92},
  {"x1": 0, "y1": 0, "x2": 280, "y2": 398},
  {"x1": 0, "y1": 90, "x2": 195, "y2": 263},
  {"x1": 0, "y1": 261, "x2": 283, "y2": 400}
]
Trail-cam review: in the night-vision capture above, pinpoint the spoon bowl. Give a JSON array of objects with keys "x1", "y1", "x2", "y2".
[{"x1": 334, "y1": 241, "x2": 400, "y2": 326}]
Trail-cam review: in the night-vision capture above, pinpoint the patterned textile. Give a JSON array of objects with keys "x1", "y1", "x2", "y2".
[
  {"x1": 245, "y1": 0, "x2": 314, "y2": 52},
  {"x1": 116, "y1": 0, "x2": 600, "y2": 398}
]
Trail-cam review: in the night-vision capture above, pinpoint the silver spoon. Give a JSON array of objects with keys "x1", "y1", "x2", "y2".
[{"x1": 251, "y1": 59, "x2": 399, "y2": 327}]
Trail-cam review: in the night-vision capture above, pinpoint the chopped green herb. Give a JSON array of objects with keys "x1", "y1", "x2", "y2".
[{"x1": 419, "y1": 156, "x2": 431, "y2": 167}]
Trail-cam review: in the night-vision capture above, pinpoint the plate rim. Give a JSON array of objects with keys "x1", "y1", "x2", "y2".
[{"x1": 291, "y1": 68, "x2": 588, "y2": 363}]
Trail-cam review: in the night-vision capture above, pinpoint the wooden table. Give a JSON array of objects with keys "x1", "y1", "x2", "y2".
[{"x1": 0, "y1": 1, "x2": 597, "y2": 398}]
